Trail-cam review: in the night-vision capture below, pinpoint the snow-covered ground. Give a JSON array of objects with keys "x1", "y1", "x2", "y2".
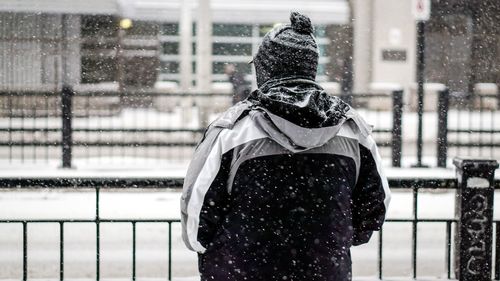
[
  {"x1": 0, "y1": 188, "x2": 498, "y2": 280},
  {"x1": 0, "y1": 165, "x2": 499, "y2": 280}
]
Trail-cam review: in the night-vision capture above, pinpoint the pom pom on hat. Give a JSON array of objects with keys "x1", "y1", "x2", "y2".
[{"x1": 290, "y1": 11, "x2": 314, "y2": 34}]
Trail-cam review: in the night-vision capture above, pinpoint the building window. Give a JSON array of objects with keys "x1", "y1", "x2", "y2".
[
  {"x1": 213, "y1": 24, "x2": 252, "y2": 37},
  {"x1": 160, "y1": 61, "x2": 180, "y2": 74},
  {"x1": 161, "y1": 23, "x2": 179, "y2": 36},
  {"x1": 158, "y1": 22, "x2": 334, "y2": 83},
  {"x1": 213, "y1": 43, "x2": 252, "y2": 56},
  {"x1": 162, "y1": 42, "x2": 179, "y2": 55},
  {"x1": 81, "y1": 57, "x2": 117, "y2": 83}
]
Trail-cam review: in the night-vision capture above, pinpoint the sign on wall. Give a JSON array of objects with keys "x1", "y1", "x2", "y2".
[{"x1": 382, "y1": 49, "x2": 407, "y2": 62}]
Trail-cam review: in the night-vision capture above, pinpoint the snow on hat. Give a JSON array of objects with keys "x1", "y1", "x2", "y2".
[{"x1": 252, "y1": 12, "x2": 319, "y2": 87}]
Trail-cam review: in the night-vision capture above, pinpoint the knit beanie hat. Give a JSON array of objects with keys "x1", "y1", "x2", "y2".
[{"x1": 252, "y1": 12, "x2": 319, "y2": 87}]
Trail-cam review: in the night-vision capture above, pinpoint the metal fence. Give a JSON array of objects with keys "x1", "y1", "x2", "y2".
[
  {"x1": 437, "y1": 89, "x2": 500, "y2": 167},
  {"x1": 0, "y1": 176, "x2": 182, "y2": 281},
  {"x1": 0, "y1": 158, "x2": 498, "y2": 280},
  {"x1": 0, "y1": 87, "x2": 403, "y2": 168}
]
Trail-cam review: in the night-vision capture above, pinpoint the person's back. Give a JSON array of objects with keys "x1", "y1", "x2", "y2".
[{"x1": 181, "y1": 12, "x2": 390, "y2": 281}]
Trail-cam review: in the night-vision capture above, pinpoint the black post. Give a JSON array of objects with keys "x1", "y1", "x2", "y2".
[
  {"x1": 497, "y1": 83, "x2": 500, "y2": 109},
  {"x1": 391, "y1": 90, "x2": 403, "y2": 167},
  {"x1": 414, "y1": 20, "x2": 426, "y2": 167},
  {"x1": 61, "y1": 85, "x2": 73, "y2": 168},
  {"x1": 437, "y1": 88, "x2": 449, "y2": 167},
  {"x1": 453, "y1": 157, "x2": 498, "y2": 281},
  {"x1": 340, "y1": 56, "x2": 353, "y2": 106}
]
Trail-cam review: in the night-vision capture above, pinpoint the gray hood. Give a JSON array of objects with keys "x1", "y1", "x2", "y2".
[{"x1": 249, "y1": 109, "x2": 347, "y2": 152}]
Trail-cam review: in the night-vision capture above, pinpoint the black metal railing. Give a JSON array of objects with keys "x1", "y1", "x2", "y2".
[
  {"x1": 437, "y1": 89, "x2": 500, "y2": 167},
  {"x1": 1, "y1": 158, "x2": 498, "y2": 280},
  {"x1": 380, "y1": 178, "x2": 459, "y2": 279},
  {"x1": 346, "y1": 90, "x2": 403, "y2": 167},
  {"x1": 0, "y1": 88, "x2": 403, "y2": 168},
  {"x1": 0, "y1": 177, "x2": 182, "y2": 281}
]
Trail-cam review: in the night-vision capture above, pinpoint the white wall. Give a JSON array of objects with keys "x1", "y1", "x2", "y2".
[
  {"x1": 352, "y1": 0, "x2": 374, "y2": 93},
  {"x1": 371, "y1": 0, "x2": 416, "y2": 94}
]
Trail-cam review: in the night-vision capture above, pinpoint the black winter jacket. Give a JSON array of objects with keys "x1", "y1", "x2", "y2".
[{"x1": 181, "y1": 78, "x2": 391, "y2": 281}]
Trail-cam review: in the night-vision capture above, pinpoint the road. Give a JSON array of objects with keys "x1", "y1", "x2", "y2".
[{"x1": 1, "y1": 189, "x2": 499, "y2": 280}]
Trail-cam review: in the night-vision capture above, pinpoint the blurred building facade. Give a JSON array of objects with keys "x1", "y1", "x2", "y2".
[
  {"x1": 0, "y1": 0, "x2": 498, "y2": 98},
  {"x1": 357, "y1": 0, "x2": 500, "y2": 97},
  {"x1": 0, "y1": 0, "x2": 348, "y2": 93}
]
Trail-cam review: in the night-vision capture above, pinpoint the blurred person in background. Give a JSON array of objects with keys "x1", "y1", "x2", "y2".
[
  {"x1": 224, "y1": 63, "x2": 250, "y2": 104},
  {"x1": 182, "y1": 12, "x2": 390, "y2": 281}
]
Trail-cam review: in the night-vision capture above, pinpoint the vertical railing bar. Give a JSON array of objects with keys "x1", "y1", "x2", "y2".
[
  {"x1": 8, "y1": 93, "x2": 13, "y2": 162},
  {"x1": 110, "y1": 96, "x2": 115, "y2": 165},
  {"x1": 133, "y1": 99, "x2": 138, "y2": 161},
  {"x1": 168, "y1": 221, "x2": 172, "y2": 281},
  {"x1": 86, "y1": 94, "x2": 90, "y2": 162},
  {"x1": 456, "y1": 98, "x2": 461, "y2": 157},
  {"x1": 97, "y1": 98, "x2": 102, "y2": 164},
  {"x1": 146, "y1": 98, "x2": 151, "y2": 163},
  {"x1": 23, "y1": 222, "x2": 27, "y2": 281},
  {"x1": 60, "y1": 221, "x2": 64, "y2": 281},
  {"x1": 378, "y1": 227, "x2": 383, "y2": 280},
  {"x1": 479, "y1": 96, "x2": 484, "y2": 157},
  {"x1": 61, "y1": 85, "x2": 73, "y2": 168},
  {"x1": 154, "y1": 95, "x2": 160, "y2": 165},
  {"x1": 490, "y1": 108, "x2": 494, "y2": 157},
  {"x1": 467, "y1": 94, "x2": 472, "y2": 157},
  {"x1": 446, "y1": 221, "x2": 452, "y2": 279},
  {"x1": 96, "y1": 187, "x2": 100, "y2": 281},
  {"x1": 45, "y1": 95, "x2": 49, "y2": 163},
  {"x1": 57, "y1": 93, "x2": 62, "y2": 161},
  {"x1": 117, "y1": 94, "x2": 124, "y2": 162},
  {"x1": 156, "y1": 127, "x2": 161, "y2": 167},
  {"x1": 412, "y1": 187, "x2": 418, "y2": 279},
  {"x1": 391, "y1": 90, "x2": 403, "y2": 167},
  {"x1": 437, "y1": 88, "x2": 449, "y2": 167},
  {"x1": 21, "y1": 94, "x2": 25, "y2": 163},
  {"x1": 32, "y1": 97, "x2": 36, "y2": 162},
  {"x1": 495, "y1": 222, "x2": 500, "y2": 280},
  {"x1": 132, "y1": 221, "x2": 136, "y2": 281}
]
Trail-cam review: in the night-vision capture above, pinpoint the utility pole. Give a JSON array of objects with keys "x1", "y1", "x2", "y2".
[
  {"x1": 180, "y1": 0, "x2": 194, "y2": 125},
  {"x1": 180, "y1": 0, "x2": 193, "y2": 91},
  {"x1": 196, "y1": 0, "x2": 212, "y2": 91},
  {"x1": 414, "y1": 20, "x2": 426, "y2": 167},
  {"x1": 412, "y1": 0, "x2": 430, "y2": 167},
  {"x1": 196, "y1": 0, "x2": 212, "y2": 127}
]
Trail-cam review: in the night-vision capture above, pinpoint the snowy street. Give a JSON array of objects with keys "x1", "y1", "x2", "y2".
[
  {"x1": 0, "y1": 188, "x2": 497, "y2": 280},
  {"x1": 1, "y1": 167, "x2": 499, "y2": 280}
]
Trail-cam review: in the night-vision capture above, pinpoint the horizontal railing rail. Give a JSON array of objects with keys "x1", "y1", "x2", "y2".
[{"x1": 0, "y1": 177, "x2": 472, "y2": 189}]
